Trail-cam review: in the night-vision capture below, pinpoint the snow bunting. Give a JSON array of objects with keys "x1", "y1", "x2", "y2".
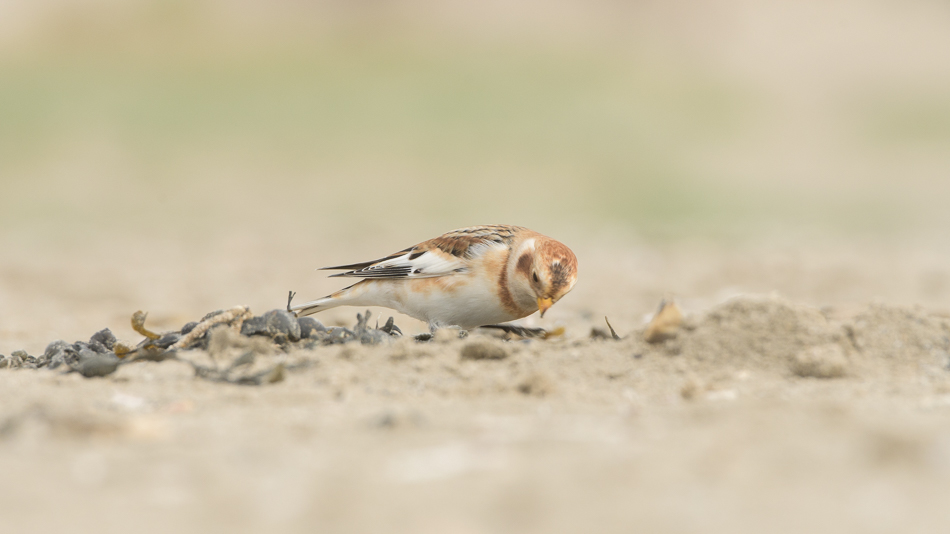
[{"x1": 290, "y1": 225, "x2": 578, "y2": 330}]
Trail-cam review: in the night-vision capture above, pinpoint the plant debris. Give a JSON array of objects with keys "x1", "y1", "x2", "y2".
[
  {"x1": 591, "y1": 317, "x2": 623, "y2": 340},
  {"x1": 5, "y1": 287, "x2": 575, "y2": 386},
  {"x1": 2, "y1": 306, "x2": 404, "y2": 384},
  {"x1": 644, "y1": 299, "x2": 683, "y2": 343},
  {"x1": 131, "y1": 311, "x2": 161, "y2": 340}
]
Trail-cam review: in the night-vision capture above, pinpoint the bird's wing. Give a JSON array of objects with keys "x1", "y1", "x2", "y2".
[{"x1": 321, "y1": 225, "x2": 523, "y2": 280}]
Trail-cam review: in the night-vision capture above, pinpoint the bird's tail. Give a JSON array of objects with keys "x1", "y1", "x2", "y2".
[
  {"x1": 289, "y1": 295, "x2": 343, "y2": 317},
  {"x1": 289, "y1": 283, "x2": 360, "y2": 317}
]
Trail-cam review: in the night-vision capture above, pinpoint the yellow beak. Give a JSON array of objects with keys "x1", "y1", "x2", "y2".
[{"x1": 537, "y1": 297, "x2": 553, "y2": 318}]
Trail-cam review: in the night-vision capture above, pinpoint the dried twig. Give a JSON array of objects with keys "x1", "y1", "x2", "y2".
[
  {"x1": 604, "y1": 317, "x2": 622, "y2": 340},
  {"x1": 170, "y1": 306, "x2": 251, "y2": 351}
]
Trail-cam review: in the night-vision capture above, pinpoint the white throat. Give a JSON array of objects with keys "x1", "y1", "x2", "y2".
[{"x1": 506, "y1": 238, "x2": 538, "y2": 312}]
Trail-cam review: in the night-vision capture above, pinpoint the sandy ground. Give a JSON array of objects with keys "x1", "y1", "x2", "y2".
[
  {"x1": 2, "y1": 0, "x2": 950, "y2": 531},
  {"x1": 4, "y1": 234, "x2": 950, "y2": 534}
]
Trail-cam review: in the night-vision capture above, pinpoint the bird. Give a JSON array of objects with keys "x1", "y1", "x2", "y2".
[{"x1": 289, "y1": 225, "x2": 578, "y2": 330}]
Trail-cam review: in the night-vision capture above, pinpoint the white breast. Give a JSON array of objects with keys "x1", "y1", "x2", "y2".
[{"x1": 379, "y1": 247, "x2": 527, "y2": 328}]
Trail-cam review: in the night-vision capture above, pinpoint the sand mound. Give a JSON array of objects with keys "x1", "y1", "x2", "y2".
[
  {"x1": 667, "y1": 296, "x2": 840, "y2": 369},
  {"x1": 848, "y1": 304, "x2": 950, "y2": 365},
  {"x1": 630, "y1": 295, "x2": 950, "y2": 383}
]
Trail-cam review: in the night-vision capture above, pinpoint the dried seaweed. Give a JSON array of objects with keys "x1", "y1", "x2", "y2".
[
  {"x1": 644, "y1": 299, "x2": 683, "y2": 343},
  {"x1": 5, "y1": 299, "x2": 564, "y2": 385}
]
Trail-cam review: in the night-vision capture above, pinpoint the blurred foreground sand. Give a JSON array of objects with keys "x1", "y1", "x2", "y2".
[
  {"x1": 4, "y1": 235, "x2": 950, "y2": 534},
  {"x1": 4, "y1": 0, "x2": 950, "y2": 531}
]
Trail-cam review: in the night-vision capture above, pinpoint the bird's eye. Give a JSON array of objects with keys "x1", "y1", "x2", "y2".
[{"x1": 532, "y1": 272, "x2": 539, "y2": 283}]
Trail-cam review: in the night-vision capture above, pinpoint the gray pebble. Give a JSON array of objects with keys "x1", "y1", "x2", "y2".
[
  {"x1": 11, "y1": 350, "x2": 38, "y2": 368},
  {"x1": 265, "y1": 310, "x2": 301, "y2": 342},
  {"x1": 297, "y1": 317, "x2": 326, "y2": 339},
  {"x1": 86, "y1": 339, "x2": 110, "y2": 354},
  {"x1": 240, "y1": 310, "x2": 301, "y2": 343},
  {"x1": 43, "y1": 340, "x2": 70, "y2": 359},
  {"x1": 325, "y1": 327, "x2": 354, "y2": 344},
  {"x1": 48, "y1": 353, "x2": 68, "y2": 370},
  {"x1": 3, "y1": 352, "x2": 24, "y2": 369},
  {"x1": 77, "y1": 347, "x2": 104, "y2": 362},
  {"x1": 240, "y1": 316, "x2": 268, "y2": 337},
  {"x1": 89, "y1": 328, "x2": 117, "y2": 351},
  {"x1": 43, "y1": 340, "x2": 71, "y2": 369},
  {"x1": 71, "y1": 340, "x2": 109, "y2": 359},
  {"x1": 153, "y1": 332, "x2": 181, "y2": 349},
  {"x1": 74, "y1": 354, "x2": 120, "y2": 378}
]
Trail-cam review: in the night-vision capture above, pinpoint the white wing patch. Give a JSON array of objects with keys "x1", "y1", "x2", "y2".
[
  {"x1": 326, "y1": 235, "x2": 507, "y2": 280},
  {"x1": 330, "y1": 249, "x2": 465, "y2": 279}
]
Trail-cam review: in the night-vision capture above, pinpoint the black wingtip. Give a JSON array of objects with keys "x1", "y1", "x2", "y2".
[{"x1": 319, "y1": 261, "x2": 377, "y2": 271}]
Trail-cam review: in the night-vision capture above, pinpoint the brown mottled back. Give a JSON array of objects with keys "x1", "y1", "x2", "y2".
[{"x1": 425, "y1": 225, "x2": 524, "y2": 258}]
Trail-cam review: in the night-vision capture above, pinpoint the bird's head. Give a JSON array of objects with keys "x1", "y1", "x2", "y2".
[{"x1": 515, "y1": 237, "x2": 578, "y2": 318}]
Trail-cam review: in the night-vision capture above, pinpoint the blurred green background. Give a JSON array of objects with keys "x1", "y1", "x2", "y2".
[{"x1": 3, "y1": 0, "x2": 949, "y2": 243}]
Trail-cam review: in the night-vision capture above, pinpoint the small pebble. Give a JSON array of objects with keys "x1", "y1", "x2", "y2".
[
  {"x1": 264, "y1": 310, "x2": 301, "y2": 342},
  {"x1": 11, "y1": 350, "x2": 37, "y2": 368},
  {"x1": 86, "y1": 339, "x2": 110, "y2": 354},
  {"x1": 460, "y1": 340, "x2": 509, "y2": 361},
  {"x1": 74, "y1": 355, "x2": 120, "y2": 378},
  {"x1": 43, "y1": 340, "x2": 71, "y2": 369},
  {"x1": 297, "y1": 317, "x2": 326, "y2": 339},
  {"x1": 240, "y1": 310, "x2": 302, "y2": 343},
  {"x1": 71, "y1": 341, "x2": 91, "y2": 355},
  {"x1": 153, "y1": 332, "x2": 181, "y2": 349},
  {"x1": 240, "y1": 316, "x2": 269, "y2": 337},
  {"x1": 324, "y1": 327, "x2": 354, "y2": 344},
  {"x1": 89, "y1": 328, "x2": 117, "y2": 351},
  {"x1": 43, "y1": 340, "x2": 70, "y2": 359}
]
